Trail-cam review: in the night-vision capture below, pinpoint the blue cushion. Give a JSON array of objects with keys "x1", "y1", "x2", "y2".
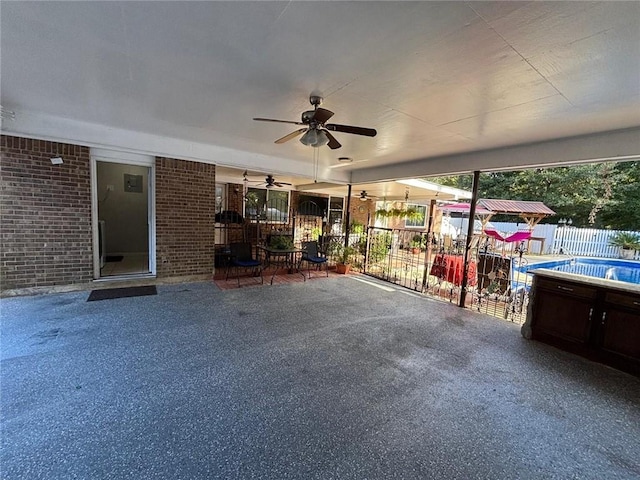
[
  {"x1": 234, "y1": 260, "x2": 261, "y2": 267},
  {"x1": 305, "y1": 256, "x2": 327, "y2": 264}
]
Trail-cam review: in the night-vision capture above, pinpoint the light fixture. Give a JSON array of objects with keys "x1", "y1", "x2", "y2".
[
  {"x1": 315, "y1": 130, "x2": 329, "y2": 147},
  {"x1": 50, "y1": 157, "x2": 63, "y2": 165},
  {"x1": 300, "y1": 129, "x2": 318, "y2": 146},
  {"x1": 299, "y1": 128, "x2": 329, "y2": 147}
]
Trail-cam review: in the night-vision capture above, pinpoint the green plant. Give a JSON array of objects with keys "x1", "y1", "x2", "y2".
[
  {"x1": 608, "y1": 232, "x2": 640, "y2": 250},
  {"x1": 335, "y1": 245, "x2": 357, "y2": 264},
  {"x1": 350, "y1": 220, "x2": 365, "y2": 235},
  {"x1": 375, "y1": 207, "x2": 422, "y2": 221},
  {"x1": 368, "y1": 231, "x2": 392, "y2": 263},
  {"x1": 269, "y1": 235, "x2": 294, "y2": 250},
  {"x1": 310, "y1": 226, "x2": 323, "y2": 240},
  {"x1": 410, "y1": 234, "x2": 425, "y2": 249}
]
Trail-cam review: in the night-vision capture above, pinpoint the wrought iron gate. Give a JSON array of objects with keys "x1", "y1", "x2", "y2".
[{"x1": 363, "y1": 226, "x2": 531, "y2": 324}]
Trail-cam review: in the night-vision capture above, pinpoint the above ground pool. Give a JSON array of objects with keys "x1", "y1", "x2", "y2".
[{"x1": 517, "y1": 257, "x2": 640, "y2": 285}]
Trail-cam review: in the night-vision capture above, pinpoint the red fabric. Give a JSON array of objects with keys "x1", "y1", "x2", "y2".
[
  {"x1": 484, "y1": 228, "x2": 505, "y2": 241},
  {"x1": 484, "y1": 229, "x2": 532, "y2": 243},
  {"x1": 429, "y1": 254, "x2": 477, "y2": 286},
  {"x1": 504, "y1": 231, "x2": 532, "y2": 242}
]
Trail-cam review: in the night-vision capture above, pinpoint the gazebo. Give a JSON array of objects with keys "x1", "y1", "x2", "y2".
[
  {"x1": 477, "y1": 199, "x2": 556, "y2": 231},
  {"x1": 436, "y1": 198, "x2": 555, "y2": 254}
]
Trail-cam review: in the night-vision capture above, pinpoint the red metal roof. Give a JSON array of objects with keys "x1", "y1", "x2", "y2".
[
  {"x1": 478, "y1": 199, "x2": 555, "y2": 216},
  {"x1": 438, "y1": 202, "x2": 493, "y2": 215}
]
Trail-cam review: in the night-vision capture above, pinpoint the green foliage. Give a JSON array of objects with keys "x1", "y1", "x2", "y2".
[
  {"x1": 410, "y1": 234, "x2": 425, "y2": 248},
  {"x1": 375, "y1": 207, "x2": 422, "y2": 221},
  {"x1": 335, "y1": 245, "x2": 357, "y2": 264},
  {"x1": 428, "y1": 161, "x2": 639, "y2": 229},
  {"x1": 368, "y1": 231, "x2": 392, "y2": 263},
  {"x1": 350, "y1": 220, "x2": 365, "y2": 235},
  {"x1": 608, "y1": 232, "x2": 640, "y2": 250},
  {"x1": 310, "y1": 226, "x2": 322, "y2": 240},
  {"x1": 269, "y1": 235, "x2": 294, "y2": 250}
]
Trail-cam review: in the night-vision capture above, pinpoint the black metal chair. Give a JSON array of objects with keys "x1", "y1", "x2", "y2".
[
  {"x1": 301, "y1": 241, "x2": 328, "y2": 278},
  {"x1": 226, "y1": 242, "x2": 263, "y2": 285}
]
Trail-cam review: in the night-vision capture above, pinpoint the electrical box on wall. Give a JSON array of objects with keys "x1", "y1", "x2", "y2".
[{"x1": 124, "y1": 174, "x2": 143, "y2": 193}]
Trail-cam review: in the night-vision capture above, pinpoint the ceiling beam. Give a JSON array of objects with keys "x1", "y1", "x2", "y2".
[
  {"x1": 4, "y1": 109, "x2": 351, "y2": 184},
  {"x1": 351, "y1": 127, "x2": 640, "y2": 183}
]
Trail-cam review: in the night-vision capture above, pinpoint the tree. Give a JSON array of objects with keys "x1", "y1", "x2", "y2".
[{"x1": 428, "y1": 161, "x2": 639, "y2": 229}]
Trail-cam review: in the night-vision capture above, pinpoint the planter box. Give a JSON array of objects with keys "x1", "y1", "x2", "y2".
[
  {"x1": 336, "y1": 263, "x2": 351, "y2": 274},
  {"x1": 620, "y1": 248, "x2": 636, "y2": 260}
]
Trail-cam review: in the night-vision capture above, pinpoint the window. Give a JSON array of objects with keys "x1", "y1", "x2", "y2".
[
  {"x1": 215, "y1": 184, "x2": 225, "y2": 215},
  {"x1": 328, "y1": 196, "x2": 344, "y2": 234},
  {"x1": 405, "y1": 204, "x2": 427, "y2": 228},
  {"x1": 245, "y1": 187, "x2": 289, "y2": 223}
]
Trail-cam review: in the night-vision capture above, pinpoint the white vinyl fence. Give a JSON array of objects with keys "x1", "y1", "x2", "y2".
[
  {"x1": 551, "y1": 227, "x2": 640, "y2": 260},
  {"x1": 458, "y1": 219, "x2": 640, "y2": 259}
]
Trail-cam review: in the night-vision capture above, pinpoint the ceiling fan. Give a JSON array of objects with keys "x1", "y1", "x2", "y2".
[
  {"x1": 358, "y1": 190, "x2": 376, "y2": 201},
  {"x1": 253, "y1": 95, "x2": 377, "y2": 150},
  {"x1": 243, "y1": 171, "x2": 291, "y2": 189}
]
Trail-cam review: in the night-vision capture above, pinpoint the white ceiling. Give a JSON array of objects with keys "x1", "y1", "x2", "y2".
[{"x1": 2, "y1": 1, "x2": 639, "y2": 185}]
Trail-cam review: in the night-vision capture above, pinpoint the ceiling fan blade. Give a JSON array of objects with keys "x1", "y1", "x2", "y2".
[
  {"x1": 274, "y1": 128, "x2": 307, "y2": 144},
  {"x1": 324, "y1": 130, "x2": 342, "y2": 150},
  {"x1": 274, "y1": 182, "x2": 292, "y2": 187},
  {"x1": 254, "y1": 117, "x2": 305, "y2": 126},
  {"x1": 325, "y1": 123, "x2": 377, "y2": 137},
  {"x1": 312, "y1": 107, "x2": 334, "y2": 124}
]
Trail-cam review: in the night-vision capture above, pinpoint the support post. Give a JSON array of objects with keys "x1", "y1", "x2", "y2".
[
  {"x1": 344, "y1": 184, "x2": 352, "y2": 249},
  {"x1": 459, "y1": 171, "x2": 481, "y2": 308},
  {"x1": 421, "y1": 198, "x2": 437, "y2": 292}
]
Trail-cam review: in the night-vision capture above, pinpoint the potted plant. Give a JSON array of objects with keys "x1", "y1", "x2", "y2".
[
  {"x1": 608, "y1": 232, "x2": 640, "y2": 259},
  {"x1": 410, "y1": 234, "x2": 424, "y2": 254},
  {"x1": 335, "y1": 245, "x2": 356, "y2": 274},
  {"x1": 269, "y1": 235, "x2": 294, "y2": 250}
]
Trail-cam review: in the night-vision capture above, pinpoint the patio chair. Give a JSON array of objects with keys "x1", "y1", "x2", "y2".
[
  {"x1": 301, "y1": 241, "x2": 328, "y2": 278},
  {"x1": 226, "y1": 242, "x2": 263, "y2": 285}
]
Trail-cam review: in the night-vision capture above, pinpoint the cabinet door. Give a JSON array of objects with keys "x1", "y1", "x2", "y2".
[
  {"x1": 533, "y1": 289, "x2": 593, "y2": 344},
  {"x1": 600, "y1": 292, "x2": 640, "y2": 362}
]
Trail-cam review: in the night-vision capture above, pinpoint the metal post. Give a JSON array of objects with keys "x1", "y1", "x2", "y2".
[
  {"x1": 421, "y1": 198, "x2": 437, "y2": 292},
  {"x1": 459, "y1": 170, "x2": 481, "y2": 308},
  {"x1": 344, "y1": 184, "x2": 352, "y2": 249}
]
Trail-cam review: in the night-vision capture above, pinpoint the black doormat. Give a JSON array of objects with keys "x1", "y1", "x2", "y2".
[
  {"x1": 105, "y1": 255, "x2": 124, "y2": 262},
  {"x1": 87, "y1": 285, "x2": 157, "y2": 302}
]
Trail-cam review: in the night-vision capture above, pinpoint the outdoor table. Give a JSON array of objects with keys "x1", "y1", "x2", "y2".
[
  {"x1": 258, "y1": 245, "x2": 306, "y2": 285},
  {"x1": 430, "y1": 254, "x2": 478, "y2": 286}
]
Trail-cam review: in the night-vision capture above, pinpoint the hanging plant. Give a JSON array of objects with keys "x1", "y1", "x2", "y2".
[{"x1": 375, "y1": 207, "x2": 422, "y2": 221}]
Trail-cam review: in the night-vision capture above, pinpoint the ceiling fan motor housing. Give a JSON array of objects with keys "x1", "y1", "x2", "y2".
[
  {"x1": 301, "y1": 110, "x2": 316, "y2": 124},
  {"x1": 309, "y1": 95, "x2": 323, "y2": 107}
]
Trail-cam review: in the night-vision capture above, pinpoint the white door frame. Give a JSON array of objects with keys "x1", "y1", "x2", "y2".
[{"x1": 90, "y1": 149, "x2": 156, "y2": 279}]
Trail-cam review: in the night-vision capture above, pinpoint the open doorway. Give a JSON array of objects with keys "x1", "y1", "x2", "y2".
[{"x1": 94, "y1": 160, "x2": 153, "y2": 278}]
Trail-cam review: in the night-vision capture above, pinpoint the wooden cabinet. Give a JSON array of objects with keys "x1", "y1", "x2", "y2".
[
  {"x1": 527, "y1": 272, "x2": 640, "y2": 376},
  {"x1": 598, "y1": 292, "x2": 640, "y2": 372}
]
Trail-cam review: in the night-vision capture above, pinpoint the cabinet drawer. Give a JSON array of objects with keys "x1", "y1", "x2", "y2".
[
  {"x1": 536, "y1": 277, "x2": 597, "y2": 300},
  {"x1": 604, "y1": 292, "x2": 640, "y2": 312}
]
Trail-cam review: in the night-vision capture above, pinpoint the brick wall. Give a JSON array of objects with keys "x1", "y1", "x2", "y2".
[
  {"x1": 155, "y1": 157, "x2": 215, "y2": 277},
  {"x1": 349, "y1": 198, "x2": 374, "y2": 227},
  {"x1": 0, "y1": 135, "x2": 93, "y2": 290},
  {"x1": 225, "y1": 183, "x2": 245, "y2": 244}
]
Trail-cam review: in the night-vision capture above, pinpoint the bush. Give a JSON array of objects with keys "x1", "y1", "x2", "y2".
[
  {"x1": 608, "y1": 232, "x2": 640, "y2": 250},
  {"x1": 368, "y1": 232, "x2": 392, "y2": 263}
]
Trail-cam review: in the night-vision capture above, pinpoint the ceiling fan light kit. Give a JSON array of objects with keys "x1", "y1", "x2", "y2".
[
  {"x1": 253, "y1": 94, "x2": 377, "y2": 150},
  {"x1": 299, "y1": 128, "x2": 329, "y2": 147}
]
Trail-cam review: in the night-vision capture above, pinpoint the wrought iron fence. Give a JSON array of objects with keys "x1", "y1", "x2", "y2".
[{"x1": 363, "y1": 227, "x2": 531, "y2": 324}]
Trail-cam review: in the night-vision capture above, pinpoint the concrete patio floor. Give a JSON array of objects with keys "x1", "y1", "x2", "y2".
[{"x1": 2, "y1": 276, "x2": 639, "y2": 479}]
